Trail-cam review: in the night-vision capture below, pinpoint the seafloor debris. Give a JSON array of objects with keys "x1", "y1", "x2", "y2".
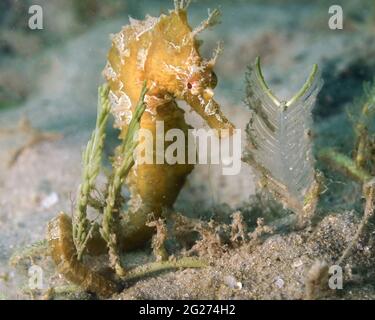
[
  {"x1": 146, "y1": 217, "x2": 169, "y2": 262},
  {"x1": 0, "y1": 116, "x2": 62, "y2": 167},
  {"x1": 304, "y1": 260, "x2": 329, "y2": 300}
]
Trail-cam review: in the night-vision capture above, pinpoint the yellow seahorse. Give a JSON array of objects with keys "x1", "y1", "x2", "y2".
[{"x1": 102, "y1": 1, "x2": 235, "y2": 249}]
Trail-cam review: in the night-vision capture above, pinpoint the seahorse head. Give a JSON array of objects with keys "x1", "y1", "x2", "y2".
[
  {"x1": 103, "y1": 3, "x2": 234, "y2": 134},
  {"x1": 144, "y1": 10, "x2": 217, "y2": 98}
]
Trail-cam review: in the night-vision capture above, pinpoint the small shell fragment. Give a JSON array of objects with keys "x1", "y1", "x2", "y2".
[{"x1": 224, "y1": 275, "x2": 242, "y2": 290}]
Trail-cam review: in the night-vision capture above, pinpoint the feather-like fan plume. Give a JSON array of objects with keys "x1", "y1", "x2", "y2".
[{"x1": 244, "y1": 57, "x2": 323, "y2": 226}]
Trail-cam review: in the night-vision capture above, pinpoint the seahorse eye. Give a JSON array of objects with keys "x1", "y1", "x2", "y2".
[
  {"x1": 210, "y1": 71, "x2": 218, "y2": 89},
  {"x1": 187, "y1": 82, "x2": 193, "y2": 89}
]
